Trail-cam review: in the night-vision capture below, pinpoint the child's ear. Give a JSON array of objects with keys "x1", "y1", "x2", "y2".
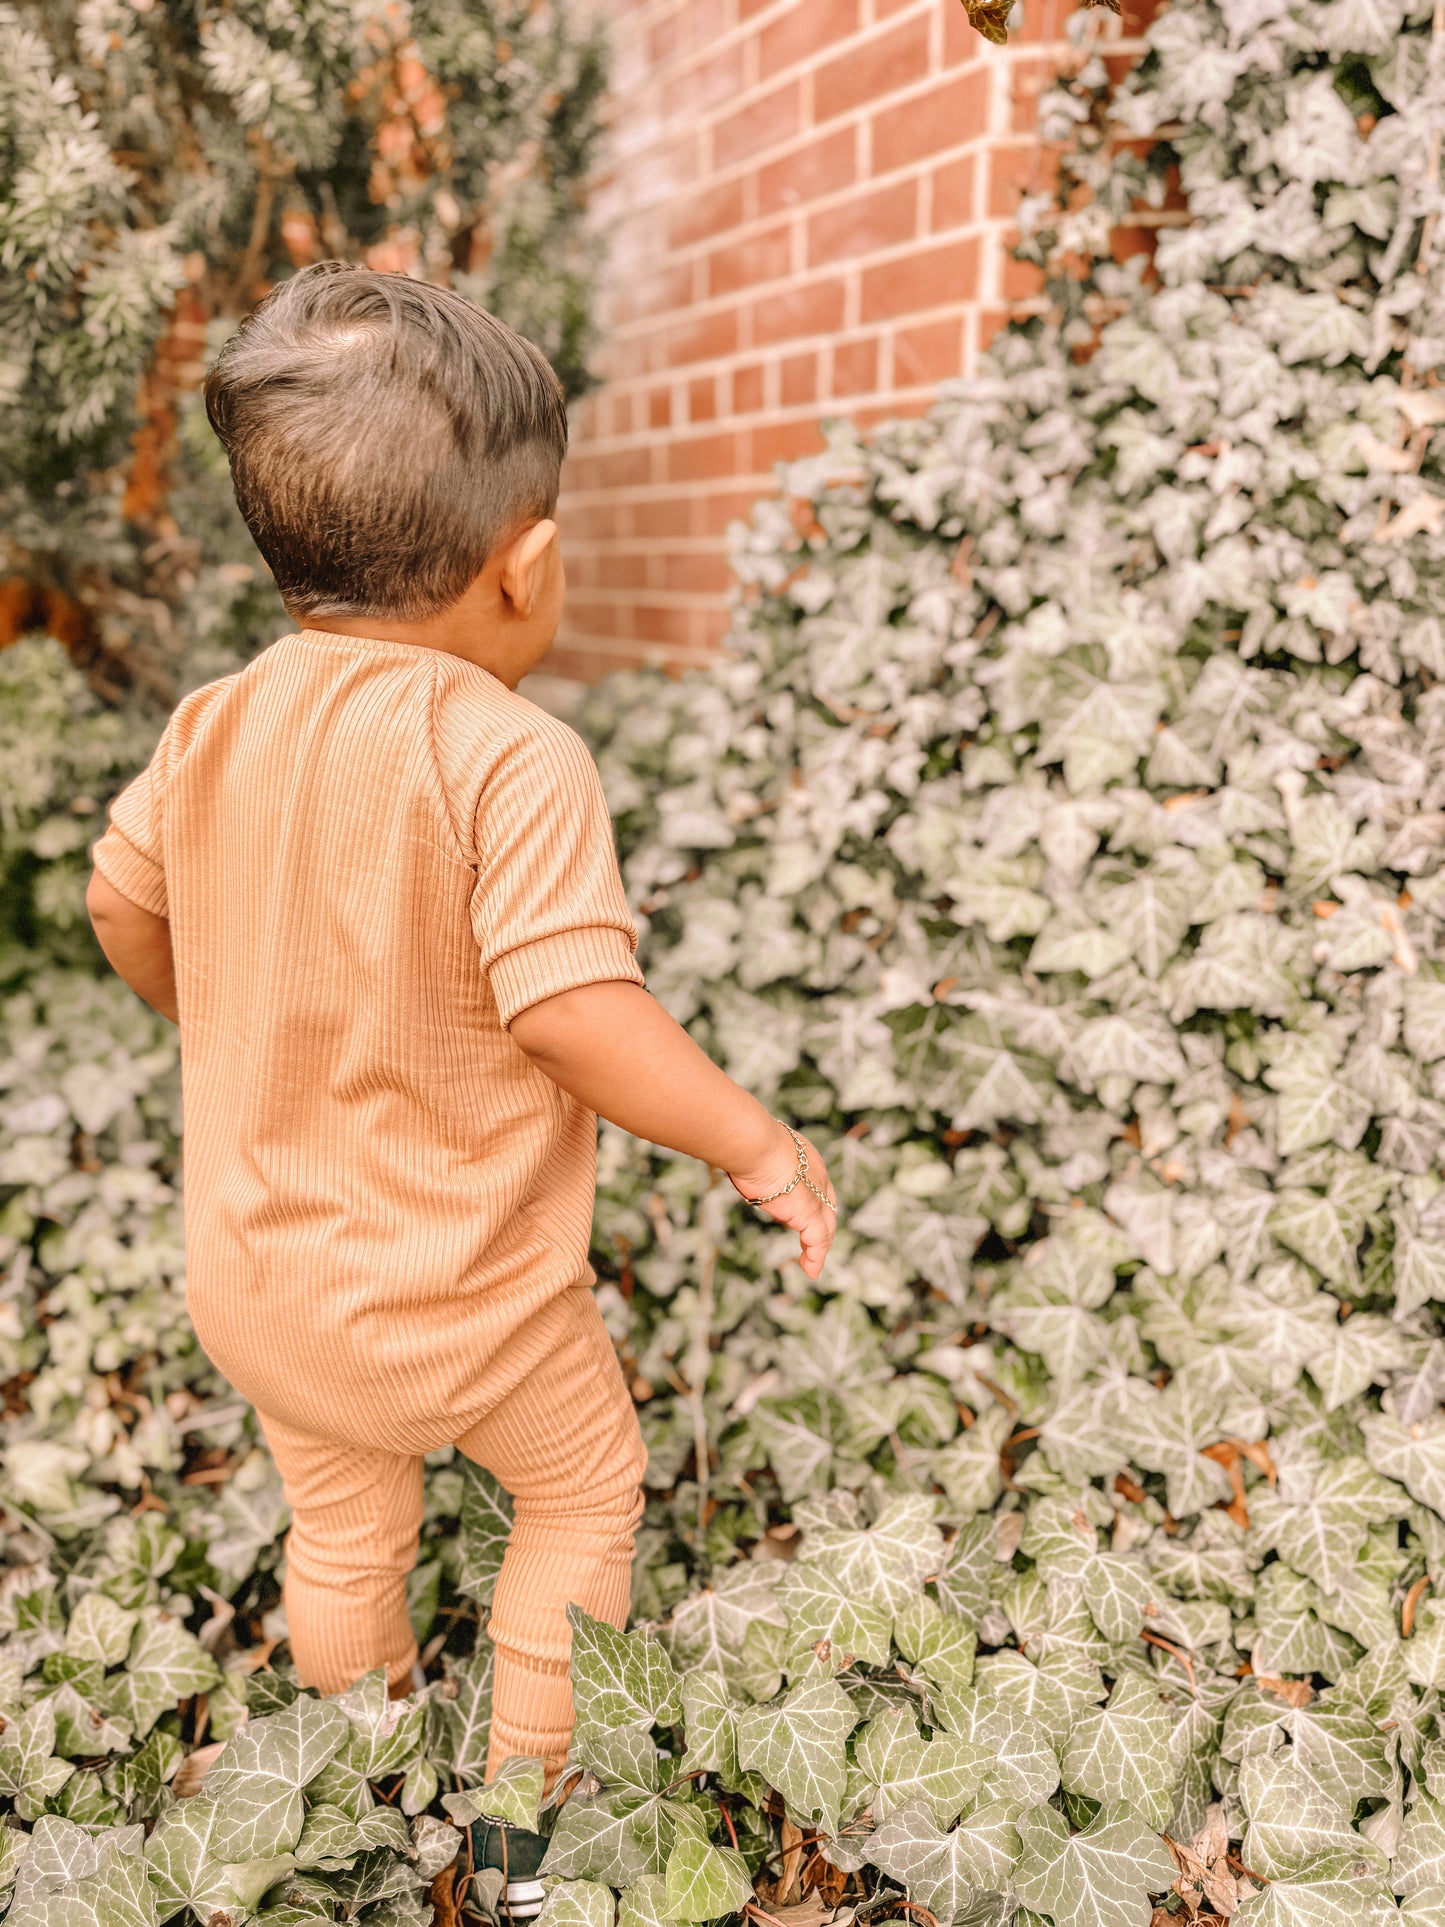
[{"x1": 498, "y1": 519, "x2": 558, "y2": 619}]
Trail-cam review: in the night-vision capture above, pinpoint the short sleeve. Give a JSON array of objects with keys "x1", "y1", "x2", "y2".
[
  {"x1": 89, "y1": 716, "x2": 177, "y2": 919},
  {"x1": 470, "y1": 720, "x2": 644, "y2": 1026}
]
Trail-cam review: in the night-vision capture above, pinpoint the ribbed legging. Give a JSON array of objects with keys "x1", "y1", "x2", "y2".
[{"x1": 256, "y1": 1289, "x2": 647, "y2": 1779}]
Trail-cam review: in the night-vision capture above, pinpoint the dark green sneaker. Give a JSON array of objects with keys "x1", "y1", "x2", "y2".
[{"x1": 471, "y1": 1820, "x2": 550, "y2": 1921}]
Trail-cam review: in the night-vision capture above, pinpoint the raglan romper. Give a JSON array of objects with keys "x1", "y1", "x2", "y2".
[{"x1": 89, "y1": 626, "x2": 649, "y2": 1775}]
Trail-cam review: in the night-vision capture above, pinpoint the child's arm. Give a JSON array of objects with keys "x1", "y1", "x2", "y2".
[
  {"x1": 510, "y1": 979, "x2": 836, "y2": 1279},
  {"x1": 85, "y1": 872, "x2": 179, "y2": 1024}
]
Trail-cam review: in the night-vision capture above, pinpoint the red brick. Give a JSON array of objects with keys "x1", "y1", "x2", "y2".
[
  {"x1": 596, "y1": 446, "x2": 654, "y2": 489},
  {"x1": 758, "y1": 0, "x2": 860, "y2": 80},
  {"x1": 860, "y1": 237, "x2": 979, "y2": 321},
  {"x1": 749, "y1": 418, "x2": 826, "y2": 469},
  {"x1": 988, "y1": 143, "x2": 1051, "y2": 218},
  {"x1": 661, "y1": 551, "x2": 732, "y2": 595},
  {"x1": 808, "y1": 179, "x2": 917, "y2": 265},
  {"x1": 893, "y1": 316, "x2": 966, "y2": 386},
  {"x1": 730, "y1": 362, "x2": 766, "y2": 413},
  {"x1": 931, "y1": 154, "x2": 976, "y2": 231},
  {"x1": 942, "y1": 0, "x2": 999, "y2": 65},
  {"x1": 853, "y1": 396, "x2": 931, "y2": 434},
  {"x1": 677, "y1": 0, "x2": 733, "y2": 55},
  {"x1": 871, "y1": 69, "x2": 990, "y2": 175},
  {"x1": 669, "y1": 177, "x2": 747, "y2": 250},
  {"x1": 630, "y1": 261, "x2": 694, "y2": 318},
  {"x1": 636, "y1": 604, "x2": 701, "y2": 647},
  {"x1": 714, "y1": 82, "x2": 801, "y2": 169},
  {"x1": 815, "y1": 16, "x2": 929, "y2": 123},
  {"x1": 557, "y1": 642, "x2": 674, "y2": 683},
  {"x1": 976, "y1": 306, "x2": 1016, "y2": 352},
  {"x1": 831, "y1": 334, "x2": 879, "y2": 395},
  {"x1": 1012, "y1": 0, "x2": 1074, "y2": 45},
  {"x1": 1111, "y1": 224, "x2": 1160, "y2": 270},
  {"x1": 780, "y1": 351, "x2": 817, "y2": 406},
  {"x1": 598, "y1": 338, "x2": 647, "y2": 383},
  {"x1": 637, "y1": 497, "x2": 695, "y2": 540},
  {"x1": 599, "y1": 553, "x2": 651, "y2": 591},
  {"x1": 649, "y1": 12, "x2": 681, "y2": 66},
  {"x1": 1009, "y1": 59, "x2": 1056, "y2": 135},
  {"x1": 654, "y1": 308, "x2": 739, "y2": 368},
  {"x1": 669, "y1": 430, "x2": 744, "y2": 482},
  {"x1": 689, "y1": 376, "x2": 718, "y2": 421},
  {"x1": 758, "y1": 127, "x2": 857, "y2": 216},
  {"x1": 648, "y1": 387, "x2": 672, "y2": 430},
  {"x1": 700, "y1": 486, "x2": 774, "y2": 533},
  {"x1": 560, "y1": 453, "x2": 600, "y2": 493},
  {"x1": 708, "y1": 221, "x2": 793, "y2": 296},
  {"x1": 556, "y1": 502, "x2": 611, "y2": 541},
  {"x1": 1000, "y1": 249, "x2": 1046, "y2": 301},
  {"x1": 672, "y1": 41, "x2": 747, "y2": 115},
  {"x1": 752, "y1": 277, "x2": 846, "y2": 344},
  {"x1": 562, "y1": 597, "x2": 631, "y2": 640}
]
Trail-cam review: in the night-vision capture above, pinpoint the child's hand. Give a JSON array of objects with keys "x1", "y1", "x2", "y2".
[{"x1": 728, "y1": 1122, "x2": 837, "y2": 1281}]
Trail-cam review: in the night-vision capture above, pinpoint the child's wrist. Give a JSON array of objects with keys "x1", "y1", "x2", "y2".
[{"x1": 726, "y1": 1112, "x2": 795, "y2": 1191}]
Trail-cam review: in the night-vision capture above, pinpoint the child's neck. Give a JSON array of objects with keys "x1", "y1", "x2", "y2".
[{"x1": 291, "y1": 565, "x2": 553, "y2": 691}]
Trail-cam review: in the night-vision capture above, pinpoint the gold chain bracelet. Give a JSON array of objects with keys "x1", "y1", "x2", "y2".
[{"x1": 739, "y1": 1120, "x2": 836, "y2": 1212}]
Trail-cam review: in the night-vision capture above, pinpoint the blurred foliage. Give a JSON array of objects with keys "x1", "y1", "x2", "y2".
[{"x1": 0, "y1": 0, "x2": 607, "y2": 713}]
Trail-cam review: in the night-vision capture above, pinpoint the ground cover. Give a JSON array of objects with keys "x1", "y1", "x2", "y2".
[{"x1": 4, "y1": 0, "x2": 1445, "y2": 1919}]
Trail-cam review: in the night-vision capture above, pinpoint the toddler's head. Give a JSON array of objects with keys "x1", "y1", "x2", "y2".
[{"x1": 204, "y1": 263, "x2": 568, "y2": 624}]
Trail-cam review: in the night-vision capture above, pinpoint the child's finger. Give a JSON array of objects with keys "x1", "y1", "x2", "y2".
[{"x1": 797, "y1": 1197, "x2": 835, "y2": 1276}]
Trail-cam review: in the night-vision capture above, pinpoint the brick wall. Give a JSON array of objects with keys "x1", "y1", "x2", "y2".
[{"x1": 548, "y1": 0, "x2": 1139, "y2": 683}]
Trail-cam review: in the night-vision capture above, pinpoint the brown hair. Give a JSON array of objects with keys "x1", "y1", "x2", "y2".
[{"x1": 204, "y1": 262, "x2": 569, "y2": 620}]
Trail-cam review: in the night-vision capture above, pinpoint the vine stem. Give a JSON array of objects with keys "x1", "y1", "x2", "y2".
[{"x1": 686, "y1": 1176, "x2": 725, "y2": 1541}]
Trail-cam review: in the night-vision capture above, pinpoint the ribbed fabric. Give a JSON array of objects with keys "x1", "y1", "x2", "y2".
[
  {"x1": 88, "y1": 626, "x2": 650, "y2": 1772},
  {"x1": 258, "y1": 1284, "x2": 645, "y2": 1778},
  {"x1": 87, "y1": 626, "x2": 645, "y2": 1451}
]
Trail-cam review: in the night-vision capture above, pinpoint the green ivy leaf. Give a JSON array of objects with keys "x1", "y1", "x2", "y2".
[
  {"x1": 201, "y1": 1696, "x2": 351, "y2": 1860},
  {"x1": 735, "y1": 1677, "x2": 856, "y2": 1831},
  {"x1": 536, "y1": 1879, "x2": 617, "y2": 1927},
  {"x1": 1012, "y1": 1800, "x2": 1176, "y2": 1927},
  {"x1": 662, "y1": 1831, "x2": 751, "y2": 1922},
  {"x1": 569, "y1": 1608, "x2": 683, "y2": 1736},
  {"x1": 456, "y1": 1462, "x2": 513, "y2": 1608},
  {"x1": 1059, "y1": 1672, "x2": 1178, "y2": 1831}
]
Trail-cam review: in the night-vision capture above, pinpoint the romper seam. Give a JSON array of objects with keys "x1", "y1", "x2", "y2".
[{"x1": 425, "y1": 658, "x2": 476, "y2": 870}]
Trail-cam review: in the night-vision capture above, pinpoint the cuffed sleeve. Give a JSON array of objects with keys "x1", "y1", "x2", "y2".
[
  {"x1": 90, "y1": 721, "x2": 176, "y2": 918},
  {"x1": 470, "y1": 719, "x2": 644, "y2": 1027},
  {"x1": 90, "y1": 822, "x2": 168, "y2": 918}
]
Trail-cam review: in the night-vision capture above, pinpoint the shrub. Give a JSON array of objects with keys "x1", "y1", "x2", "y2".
[{"x1": 0, "y1": 0, "x2": 607, "y2": 708}]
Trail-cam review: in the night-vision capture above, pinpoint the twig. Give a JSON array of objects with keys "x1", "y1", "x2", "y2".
[
  {"x1": 1226, "y1": 1851, "x2": 1272, "y2": 1886},
  {"x1": 973, "y1": 1374, "x2": 1018, "y2": 1419},
  {"x1": 1403, "y1": 1572, "x2": 1433, "y2": 1638},
  {"x1": 660, "y1": 1766, "x2": 711, "y2": 1796},
  {"x1": 1141, "y1": 1629, "x2": 1197, "y2": 1693},
  {"x1": 745, "y1": 1903, "x2": 793, "y2": 1927}
]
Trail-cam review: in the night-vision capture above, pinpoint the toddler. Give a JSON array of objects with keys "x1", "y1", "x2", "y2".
[{"x1": 85, "y1": 263, "x2": 836, "y2": 1791}]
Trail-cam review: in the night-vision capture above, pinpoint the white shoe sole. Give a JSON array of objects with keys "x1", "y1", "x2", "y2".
[{"x1": 505, "y1": 1877, "x2": 546, "y2": 1919}]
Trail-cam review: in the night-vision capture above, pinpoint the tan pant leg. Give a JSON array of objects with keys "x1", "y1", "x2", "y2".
[
  {"x1": 454, "y1": 1287, "x2": 647, "y2": 1782},
  {"x1": 257, "y1": 1409, "x2": 423, "y2": 1696}
]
